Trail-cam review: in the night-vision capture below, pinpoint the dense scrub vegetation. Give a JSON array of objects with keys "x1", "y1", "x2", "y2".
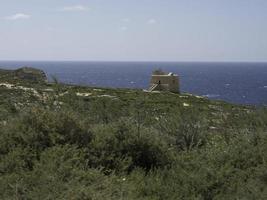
[{"x1": 0, "y1": 77, "x2": 267, "y2": 199}]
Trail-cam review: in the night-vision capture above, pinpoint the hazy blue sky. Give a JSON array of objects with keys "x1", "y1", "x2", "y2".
[{"x1": 1, "y1": 0, "x2": 267, "y2": 61}]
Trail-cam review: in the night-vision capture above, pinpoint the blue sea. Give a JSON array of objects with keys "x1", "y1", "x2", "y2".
[{"x1": 0, "y1": 61, "x2": 267, "y2": 105}]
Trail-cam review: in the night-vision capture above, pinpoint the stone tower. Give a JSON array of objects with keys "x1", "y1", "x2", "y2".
[{"x1": 149, "y1": 69, "x2": 180, "y2": 93}]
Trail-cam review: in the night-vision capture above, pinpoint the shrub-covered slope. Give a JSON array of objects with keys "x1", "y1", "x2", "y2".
[{"x1": 0, "y1": 70, "x2": 267, "y2": 199}]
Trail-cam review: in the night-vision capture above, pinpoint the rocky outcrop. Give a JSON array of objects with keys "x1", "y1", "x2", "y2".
[
  {"x1": 14, "y1": 67, "x2": 47, "y2": 82},
  {"x1": 0, "y1": 67, "x2": 47, "y2": 83}
]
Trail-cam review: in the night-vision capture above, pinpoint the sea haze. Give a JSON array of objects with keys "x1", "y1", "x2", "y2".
[{"x1": 0, "y1": 61, "x2": 267, "y2": 105}]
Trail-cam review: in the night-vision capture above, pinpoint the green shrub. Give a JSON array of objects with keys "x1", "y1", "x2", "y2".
[
  {"x1": 0, "y1": 145, "x2": 128, "y2": 200},
  {"x1": 0, "y1": 107, "x2": 92, "y2": 155},
  {"x1": 87, "y1": 120, "x2": 173, "y2": 173}
]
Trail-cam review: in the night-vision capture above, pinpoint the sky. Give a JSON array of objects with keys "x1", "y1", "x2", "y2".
[{"x1": 0, "y1": 0, "x2": 267, "y2": 62}]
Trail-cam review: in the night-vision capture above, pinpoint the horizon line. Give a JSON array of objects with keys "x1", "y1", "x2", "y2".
[{"x1": 1, "y1": 60, "x2": 267, "y2": 63}]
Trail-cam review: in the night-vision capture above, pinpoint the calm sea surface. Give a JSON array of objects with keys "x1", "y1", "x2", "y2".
[{"x1": 0, "y1": 61, "x2": 267, "y2": 105}]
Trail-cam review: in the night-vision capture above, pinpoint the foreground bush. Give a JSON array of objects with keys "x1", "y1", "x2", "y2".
[
  {"x1": 0, "y1": 107, "x2": 92, "y2": 155},
  {"x1": 87, "y1": 120, "x2": 173, "y2": 173}
]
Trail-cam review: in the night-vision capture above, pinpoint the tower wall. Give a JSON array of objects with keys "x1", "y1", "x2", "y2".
[{"x1": 150, "y1": 74, "x2": 180, "y2": 93}]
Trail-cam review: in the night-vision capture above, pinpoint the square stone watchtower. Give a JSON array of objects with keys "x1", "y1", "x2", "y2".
[{"x1": 149, "y1": 69, "x2": 180, "y2": 93}]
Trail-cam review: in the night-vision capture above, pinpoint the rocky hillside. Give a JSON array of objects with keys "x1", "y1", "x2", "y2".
[{"x1": 0, "y1": 67, "x2": 267, "y2": 199}]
